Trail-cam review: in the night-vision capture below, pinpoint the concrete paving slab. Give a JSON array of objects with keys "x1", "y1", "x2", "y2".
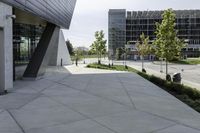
[
  {"x1": 123, "y1": 82, "x2": 179, "y2": 100},
  {"x1": 13, "y1": 80, "x2": 33, "y2": 90},
  {"x1": 10, "y1": 97, "x2": 86, "y2": 131},
  {"x1": 86, "y1": 83, "x2": 133, "y2": 107},
  {"x1": 12, "y1": 86, "x2": 38, "y2": 94},
  {"x1": 41, "y1": 84, "x2": 80, "y2": 96},
  {"x1": 129, "y1": 91, "x2": 200, "y2": 130},
  {"x1": 155, "y1": 125, "x2": 200, "y2": 133},
  {"x1": 27, "y1": 79, "x2": 55, "y2": 92},
  {"x1": 51, "y1": 91, "x2": 131, "y2": 118},
  {"x1": 26, "y1": 119, "x2": 115, "y2": 133},
  {"x1": 95, "y1": 111, "x2": 176, "y2": 133},
  {"x1": 0, "y1": 93, "x2": 39, "y2": 109},
  {"x1": 0, "y1": 109, "x2": 3, "y2": 113},
  {"x1": 59, "y1": 74, "x2": 94, "y2": 90},
  {"x1": 0, "y1": 111, "x2": 22, "y2": 133},
  {"x1": 43, "y1": 71, "x2": 70, "y2": 82}
]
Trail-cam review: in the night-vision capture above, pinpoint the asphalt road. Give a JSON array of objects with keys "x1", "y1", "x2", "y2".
[{"x1": 83, "y1": 58, "x2": 200, "y2": 89}]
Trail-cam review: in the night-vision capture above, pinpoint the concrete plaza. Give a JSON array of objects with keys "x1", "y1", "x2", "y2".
[{"x1": 0, "y1": 65, "x2": 200, "y2": 133}]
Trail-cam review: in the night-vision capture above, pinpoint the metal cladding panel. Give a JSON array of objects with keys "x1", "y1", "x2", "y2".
[{"x1": 0, "y1": 0, "x2": 76, "y2": 29}]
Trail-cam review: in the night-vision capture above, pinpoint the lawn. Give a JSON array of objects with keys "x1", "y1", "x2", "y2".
[
  {"x1": 71, "y1": 55, "x2": 107, "y2": 61},
  {"x1": 87, "y1": 63, "x2": 200, "y2": 113},
  {"x1": 87, "y1": 63, "x2": 137, "y2": 72},
  {"x1": 171, "y1": 58, "x2": 200, "y2": 65}
]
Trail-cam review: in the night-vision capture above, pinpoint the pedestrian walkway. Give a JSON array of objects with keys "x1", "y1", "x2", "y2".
[{"x1": 0, "y1": 65, "x2": 200, "y2": 133}]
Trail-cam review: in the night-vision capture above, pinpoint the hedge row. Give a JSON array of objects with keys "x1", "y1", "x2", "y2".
[
  {"x1": 137, "y1": 72, "x2": 200, "y2": 100},
  {"x1": 136, "y1": 71, "x2": 200, "y2": 112}
]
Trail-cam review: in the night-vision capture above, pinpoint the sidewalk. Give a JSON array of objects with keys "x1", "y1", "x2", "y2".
[{"x1": 0, "y1": 65, "x2": 200, "y2": 133}]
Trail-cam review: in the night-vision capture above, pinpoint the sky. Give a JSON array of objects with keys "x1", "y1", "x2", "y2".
[{"x1": 62, "y1": 0, "x2": 200, "y2": 48}]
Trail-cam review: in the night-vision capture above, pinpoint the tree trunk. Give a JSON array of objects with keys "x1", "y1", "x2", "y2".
[
  {"x1": 97, "y1": 53, "x2": 100, "y2": 64},
  {"x1": 142, "y1": 56, "x2": 144, "y2": 70},
  {"x1": 166, "y1": 60, "x2": 168, "y2": 75},
  {"x1": 160, "y1": 59, "x2": 163, "y2": 73},
  {"x1": 99, "y1": 53, "x2": 101, "y2": 64}
]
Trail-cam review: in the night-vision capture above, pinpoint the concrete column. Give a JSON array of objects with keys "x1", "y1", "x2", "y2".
[
  {"x1": 57, "y1": 30, "x2": 72, "y2": 66},
  {"x1": 23, "y1": 23, "x2": 58, "y2": 79},
  {"x1": 0, "y1": 2, "x2": 13, "y2": 93},
  {"x1": 49, "y1": 29, "x2": 72, "y2": 66}
]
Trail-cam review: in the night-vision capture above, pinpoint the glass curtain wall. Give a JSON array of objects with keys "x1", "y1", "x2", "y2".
[{"x1": 13, "y1": 23, "x2": 44, "y2": 66}]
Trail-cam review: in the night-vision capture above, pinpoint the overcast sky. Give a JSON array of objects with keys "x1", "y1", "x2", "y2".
[{"x1": 62, "y1": 0, "x2": 200, "y2": 48}]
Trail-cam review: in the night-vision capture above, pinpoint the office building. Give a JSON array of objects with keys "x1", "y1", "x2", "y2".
[
  {"x1": 0, "y1": 0, "x2": 76, "y2": 93},
  {"x1": 109, "y1": 9, "x2": 200, "y2": 59}
]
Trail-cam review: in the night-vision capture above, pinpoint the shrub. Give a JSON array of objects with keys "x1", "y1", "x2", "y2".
[
  {"x1": 149, "y1": 75, "x2": 165, "y2": 86},
  {"x1": 166, "y1": 74, "x2": 171, "y2": 82},
  {"x1": 142, "y1": 68, "x2": 146, "y2": 73}
]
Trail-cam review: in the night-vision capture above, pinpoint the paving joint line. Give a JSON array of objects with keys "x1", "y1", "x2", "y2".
[
  {"x1": 82, "y1": 74, "x2": 95, "y2": 91},
  {"x1": 150, "y1": 123, "x2": 178, "y2": 133},
  {"x1": 44, "y1": 73, "x2": 73, "y2": 83},
  {"x1": 54, "y1": 81, "x2": 133, "y2": 109},
  {"x1": 46, "y1": 94, "x2": 131, "y2": 120},
  {"x1": 116, "y1": 74, "x2": 137, "y2": 110},
  {"x1": 6, "y1": 109, "x2": 26, "y2": 133},
  {"x1": 45, "y1": 95, "x2": 120, "y2": 133},
  {"x1": 0, "y1": 109, "x2": 4, "y2": 114},
  {"x1": 12, "y1": 93, "x2": 42, "y2": 110},
  {"x1": 137, "y1": 108, "x2": 200, "y2": 131}
]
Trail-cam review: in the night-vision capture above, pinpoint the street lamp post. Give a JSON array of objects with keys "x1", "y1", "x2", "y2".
[
  {"x1": 111, "y1": 54, "x2": 114, "y2": 66},
  {"x1": 160, "y1": 58, "x2": 163, "y2": 73},
  {"x1": 108, "y1": 51, "x2": 111, "y2": 67},
  {"x1": 83, "y1": 50, "x2": 86, "y2": 64}
]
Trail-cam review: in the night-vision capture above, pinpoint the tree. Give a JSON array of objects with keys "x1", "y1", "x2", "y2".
[
  {"x1": 66, "y1": 40, "x2": 74, "y2": 55},
  {"x1": 115, "y1": 47, "x2": 123, "y2": 60},
  {"x1": 153, "y1": 9, "x2": 185, "y2": 80},
  {"x1": 122, "y1": 47, "x2": 129, "y2": 68},
  {"x1": 136, "y1": 33, "x2": 151, "y2": 72},
  {"x1": 73, "y1": 48, "x2": 82, "y2": 66},
  {"x1": 90, "y1": 30, "x2": 107, "y2": 64}
]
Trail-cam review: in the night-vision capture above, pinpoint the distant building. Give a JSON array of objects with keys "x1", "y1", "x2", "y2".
[
  {"x1": 76, "y1": 47, "x2": 89, "y2": 52},
  {"x1": 108, "y1": 9, "x2": 200, "y2": 59},
  {"x1": 125, "y1": 43, "x2": 155, "y2": 61}
]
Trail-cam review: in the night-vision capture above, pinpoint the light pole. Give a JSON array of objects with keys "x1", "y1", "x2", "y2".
[
  {"x1": 160, "y1": 58, "x2": 163, "y2": 73},
  {"x1": 83, "y1": 50, "x2": 86, "y2": 64},
  {"x1": 123, "y1": 46, "x2": 128, "y2": 69},
  {"x1": 111, "y1": 54, "x2": 114, "y2": 66},
  {"x1": 108, "y1": 51, "x2": 111, "y2": 67}
]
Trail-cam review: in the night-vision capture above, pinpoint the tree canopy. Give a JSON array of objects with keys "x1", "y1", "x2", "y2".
[
  {"x1": 153, "y1": 9, "x2": 185, "y2": 76},
  {"x1": 136, "y1": 33, "x2": 151, "y2": 70},
  {"x1": 90, "y1": 30, "x2": 107, "y2": 64},
  {"x1": 66, "y1": 40, "x2": 74, "y2": 55},
  {"x1": 136, "y1": 33, "x2": 151, "y2": 58},
  {"x1": 153, "y1": 9, "x2": 185, "y2": 62}
]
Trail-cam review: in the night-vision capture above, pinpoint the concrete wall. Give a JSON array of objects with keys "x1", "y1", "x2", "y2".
[
  {"x1": 49, "y1": 30, "x2": 72, "y2": 66},
  {"x1": 0, "y1": 2, "x2": 13, "y2": 92},
  {"x1": 57, "y1": 30, "x2": 72, "y2": 65}
]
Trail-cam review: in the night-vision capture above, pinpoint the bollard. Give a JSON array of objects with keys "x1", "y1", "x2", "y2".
[{"x1": 61, "y1": 58, "x2": 63, "y2": 66}]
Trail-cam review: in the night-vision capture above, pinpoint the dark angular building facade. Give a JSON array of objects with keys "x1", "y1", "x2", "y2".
[
  {"x1": 0, "y1": 0, "x2": 76, "y2": 93},
  {"x1": 0, "y1": 0, "x2": 76, "y2": 28},
  {"x1": 109, "y1": 9, "x2": 200, "y2": 59}
]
